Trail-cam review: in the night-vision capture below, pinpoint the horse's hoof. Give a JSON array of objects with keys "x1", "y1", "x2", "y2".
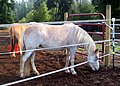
[
  {"x1": 33, "y1": 71, "x2": 39, "y2": 76},
  {"x1": 65, "y1": 69, "x2": 70, "y2": 74},
  {"x1": 71, "y1": 71, "x2": 77, "y2": 75},
  {"x1": 20, "y1": 74, "x2": 25, "y2": 78},
  {"x1": 36, "y1": 71, "x2": 40, "y2": 76}
]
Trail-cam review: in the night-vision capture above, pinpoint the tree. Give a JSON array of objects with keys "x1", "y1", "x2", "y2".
[
  {"x1": 58, "y1": 0, "x2": 73, "y2": 20},
  {"x1": 46, "y1": 0, "x2": 56, "y2": 10},
  {"x1": 49, "y1": 8, "x2": 57, "y2": 21},
  {"x1": 14, "y1": 0, "x2": 34, "y2": 22},
  {"x1": 0, "y1": 0, "x2": 15, "y2": 24},
  {"x1": 69, "y1": 1, "x2": 95, "y2": 20},
  {"x1": 33, "y1": 1, "x2": 51, "y2": 22},
  {"x1": 47, "y1": 0, "x2": 73, "y2": 21},
  {"x1": 19, "y1": 1, "x2": 51, "y2": 23},
  {"x1": 19, "y1": 10, "x2": 34, "y2": 23},
  {"x1": 92, "y1": 0, "x2": 120, "y2": 18}
]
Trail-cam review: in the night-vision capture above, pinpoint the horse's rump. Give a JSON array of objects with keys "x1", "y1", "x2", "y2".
[{"x1": 9, "y1": 23, "x2": 28, "y2": 57}]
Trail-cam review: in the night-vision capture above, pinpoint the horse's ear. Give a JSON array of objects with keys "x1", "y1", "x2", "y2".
[{"x1": 94, "y1": 49, "x2": 99, "y2": 54}]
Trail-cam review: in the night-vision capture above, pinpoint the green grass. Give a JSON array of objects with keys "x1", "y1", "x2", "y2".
[{"x1": 115, "y1": 44, "x2": 120, "y2": 52}]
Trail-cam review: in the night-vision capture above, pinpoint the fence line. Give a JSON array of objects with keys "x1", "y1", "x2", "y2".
[
  {"x1": 111, "y1": 24, "x2": 120, "y2": 26},
  {"x1": 115, "y1": 39, "x2": 120, "y2": 42},
  {"x1": 0, "y1": 36, "x2": 10, "y2": 38},
  {"x1": 0, "y1": 19, "x2": 109, "y2": 28},
  {"x1": 0, "y1": 18, "x2": 118, "y2": 86},
  {"x1": 0, "y1": 61, "x2": 88, "y2": 86},
  {"x1": 115, "y1": 19, "x2": 120, "y2": 21},
  {"x1": 0, "y1": 40, "x2": 111, "y2": 55},
  {"x1": 0, "y1": 53, "x2": 111, "y2": 86},
  {"x1": 115, "y1": 53, "x2": 120, "y2": 56}
]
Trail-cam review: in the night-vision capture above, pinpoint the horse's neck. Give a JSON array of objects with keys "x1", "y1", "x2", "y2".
[{"x1": 77, "y1": 29, "x2": 96, "y2": 55}]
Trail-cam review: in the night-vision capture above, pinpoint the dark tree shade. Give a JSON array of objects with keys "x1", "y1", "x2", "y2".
[
  {"x1": 47, "y1": 0, "x2": 56, "y2": 10},
  {"x1": 0, "y1": 0, "x2": 15, "y2": 24},
  {"x1": 58, "y1": 0, "x2": 73, "y2": 20},
  {"x1": 92, "y1": 0, "x2": 120, "y2": 18}
]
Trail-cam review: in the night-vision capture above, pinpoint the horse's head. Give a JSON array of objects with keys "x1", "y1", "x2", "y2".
[{"x1": 87, "y1": 49, "x2": 99, "y2": 71}]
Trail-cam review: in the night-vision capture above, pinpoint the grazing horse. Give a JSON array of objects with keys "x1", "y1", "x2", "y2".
[
  {"x1": 20, "y1": 23, "x2": 100, "y2": 78},
  {"x1": 9, "y1": 24, "x2": 28, "y2": 57}
]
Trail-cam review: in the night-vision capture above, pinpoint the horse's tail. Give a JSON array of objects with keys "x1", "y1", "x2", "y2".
[{"x1": 9, "y1": 26, "x2": 15, "y2": 52}]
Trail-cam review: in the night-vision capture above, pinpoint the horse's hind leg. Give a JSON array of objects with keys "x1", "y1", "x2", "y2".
[
  {"x1": 18, "y1": 37, "x2": 23, "y2": 57},
  {"x1": 10, "y1": 34, "x2": 16, "y2": 57},
  {"x1": 65, "y1": 49, "x2": 71, "y2": 73},
  {"x1": 31, "y1": 51, "x2": 39, "y2": 75},
  {"x1": 20, "y1": 51, "x2": 33, "y2": 78}
]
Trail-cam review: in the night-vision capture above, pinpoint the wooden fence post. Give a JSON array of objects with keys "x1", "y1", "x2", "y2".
[
  {"x1": 63, "y1": 12, "x2": 69, "y2": 55},
  {"x1": 104, "y1": 5, "x2": 111, "y2": 67},
  {"x1": 64, "y1": 12, "x2": 68, "y2": 21}
]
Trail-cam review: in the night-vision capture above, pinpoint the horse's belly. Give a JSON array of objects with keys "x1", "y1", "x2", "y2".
[{"x1": 41, "y1": 41, "x2": 67, "y2": 49}]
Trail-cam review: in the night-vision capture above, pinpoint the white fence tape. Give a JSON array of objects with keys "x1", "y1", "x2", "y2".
[
  {"x1": 0, "y1": 18, "x2": 119, "y2": 86},
  {"x1": 0, "y1": 40, "x2": 111, "y2": 55},
  {"x1": 0, "y1": 19, "x2": 106, "y2": 28},
  {"x1": 0, "y1": 53, "x2": 111, "y2": 86},
  {"x1": 115, "y1": 53, "x2": 120, "y2": 56}
]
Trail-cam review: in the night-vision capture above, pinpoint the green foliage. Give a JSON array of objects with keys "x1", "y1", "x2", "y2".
[
  {"x1": 17, "y1": 0, "x2": 98, "y2": 22},
  {"x1": 69, "y1": 2, "x2": 96, "y2": 20},
  {"x1": 14, "y1": 0, "x2": 34, "y2": 22},
  {"x1": 58, "y1": 0, "x2": 73, "y2": 20},
  {"x1": 33, "y1": 1, "x2": 50, "y2": 22},
  {"x1": 19, "y1": 1, "x2": 50, "y2": 23},
  {"x1": 19, "y1": 10, "x2": 34, "y2": 23},
  {"x1": 69, "y1": 2, "x2": 95, "y2": 13},
  {"x1": 46, "y1": 0, "x2": 73, "y2": 21},
  {"x1": 49, "y1": 8, "x2": 57, "y2": 21},
  {"x1": 80, "y1": 4, "x2": 95, "y2": 13},
  {"x1": 25, "y1": 10, "x2": 34, "y2": 22},
  {"x1": 46, "y1": 0, "x2": 56, "y2": 10},
  {"x1": 0, "y1": 0, "x2": 15, "y2": 24},
  {"x1": 19, "y1": 17, "x2": 26, "y2": 23},
  {"x1": 92, "y1": 0, "x2": 120, "y2": 19}
]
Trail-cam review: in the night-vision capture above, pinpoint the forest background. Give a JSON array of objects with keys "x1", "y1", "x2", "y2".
[{"x1": 0, "y1": 0, "x2": 119, "y2": 24}]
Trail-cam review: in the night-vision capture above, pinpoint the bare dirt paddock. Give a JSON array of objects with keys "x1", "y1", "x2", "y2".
[{"x1": 0, "y1": 48, "x2": 120, "y2": 86}]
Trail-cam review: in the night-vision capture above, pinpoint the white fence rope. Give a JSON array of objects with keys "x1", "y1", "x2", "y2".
[
  {"x1": 0, "y1": 61, "x2": 88, "y2": 86},
  {"x1": 114, "y1": 19, "x2": 120, "y2": 21},
  {"x1": 111, "y1": 24, "x2": 120, "y2": 26},
  {"x1": 115, "y1": 53, "x2": 120, "y2": 56},
  {"x1": 0, "y1": 19, "x2": 107, "y2": 28},
  {"x1": 115, "y1": 39, "x2": 120, "y2": 41},
  {"x1": 0, "y1": 18, "x2": 118, "y2": 86},
  {"x1": 0, "y1": 53, "x2": 111, "y2": 86},
  {"x1": 0, "y1": 40, "x2": 111, "y2": 55}
]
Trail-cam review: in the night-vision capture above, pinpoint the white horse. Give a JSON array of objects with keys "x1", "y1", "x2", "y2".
[{"x1": 20, "y1": 23, "x2": 99, "y2": 78}]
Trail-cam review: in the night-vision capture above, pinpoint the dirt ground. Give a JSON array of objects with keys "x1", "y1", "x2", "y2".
[{"x1": 0, "y1": 46, "x2": 120, "y2": 86}]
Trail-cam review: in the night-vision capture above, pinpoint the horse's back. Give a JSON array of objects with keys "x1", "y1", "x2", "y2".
[
  {"x1": 23, "y1": 23, "x2": 79, "y2": 48},
  {"x1": 24, "y1": 23, "x2": 78, "y2": 40}
]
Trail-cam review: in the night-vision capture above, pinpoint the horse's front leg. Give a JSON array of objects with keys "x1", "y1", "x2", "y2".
[
  {"x1": 31, "y1": 51, "x2": 39, "y2": 75},
  {"x1": 69, "y1": 47, "x2": 77, "y2": 75},
  {"x1": 20, "y1": 51, "x2": 33, "y2": 78}
]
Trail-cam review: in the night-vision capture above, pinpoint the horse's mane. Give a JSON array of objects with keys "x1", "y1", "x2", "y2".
[{"x1": 77, "y1": 26, "x2": 96, "y2": 54}]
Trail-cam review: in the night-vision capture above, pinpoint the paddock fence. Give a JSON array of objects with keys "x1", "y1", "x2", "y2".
[{"x1": 0, "y1": 18, "x2": 119, "y2": 86}]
